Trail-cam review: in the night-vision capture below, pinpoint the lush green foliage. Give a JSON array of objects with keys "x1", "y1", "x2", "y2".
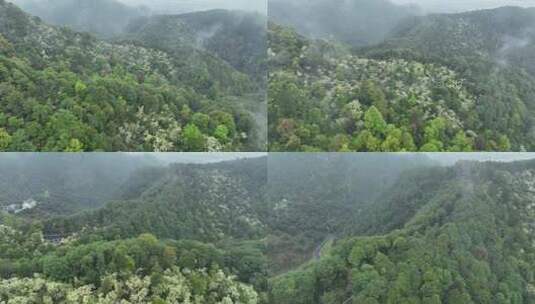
[
  {"x1": 0, "y1": 157, "x2": 269, "y2": 302},
  {"x1": 44, "y1": 158, "x2": 267, "y2": 242},
  {"x1": 269, "y1": 159, "x2": 535, "y2": 303},
  {"x1": 0, "y1": 233, "x2": 258, "y2": 304},
  {"x1": 268, "y1": 6, "x2": 535, "y2": 151},
  {"x1": 268, "y1": 23, "x2": 515, "y2": 151},
  {"x1": 264, "y1": 153, "x2": 435, "y2": 272},
  {"x1": 0, "y1": 0, "x2": 263, "y2": 151},
  {"x1": 0, "y1": 268, "x2": 257, "y2": 304},
  {"x1": 4, "y1": 154, "x2": 535, "y2": 303},
  {"x1": 367, "y1": 7, "x2": 535, "y2": 152}
]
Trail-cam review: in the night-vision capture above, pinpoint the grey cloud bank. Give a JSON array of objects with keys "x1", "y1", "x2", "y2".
[
  {"x1": 391, "y1": 0, "x2": 535, "y2": 13},
  {"x1": 149, "y1": 152, "x2": 267, "y2": 164},
  {"x1": 117, "y1": 0, "x2": 266, "y2": 14},
  {"x1": 426, "y1": 153, "x2": 535, "y2": 166}
]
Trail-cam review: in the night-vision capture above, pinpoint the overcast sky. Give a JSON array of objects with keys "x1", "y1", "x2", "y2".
[
  {"x1": 116, "y1": 0, "x2": 266, "y2": 14},
  {"x1": 391, "y1": 0, "x2": 535, "y2": 13}
]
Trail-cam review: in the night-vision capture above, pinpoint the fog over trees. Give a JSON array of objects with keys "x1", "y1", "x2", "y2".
[
  {"x1": 116, "y1": 0, "x2": 267, "y2": 14},
  {"x1": 391, "y1": 0, "x2": 535, "y2": 13},
  {"x1": 3, "y1": 153, "x2": 535, "y2": 302},
  {"x1": 0, "y1": 0, "x2": 267, "y2": 152},
  {"x1": 425, "y1": 153, "x2": 535, "y2": 165},
  {"x1": 268, "y1": 0, "x2": 535, "y2": 152}
]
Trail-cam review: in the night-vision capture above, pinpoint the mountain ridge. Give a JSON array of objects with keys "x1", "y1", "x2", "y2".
[
  {"x1": 269, "y1": 5, "x2": 535, "y2": 151},
  {"x1": 270, "y1": 157, "x2": 535, "y2": 303},
  {"x1": 0, "y1": 0, "x2": 264, "y2": 151}
]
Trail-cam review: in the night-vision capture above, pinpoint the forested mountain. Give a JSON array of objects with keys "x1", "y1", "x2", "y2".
[
  {"x1": 45, "y1": 157, "x2": 268, "y2": 242},
  {"x1": 269, "y1": 4, "x2": 535, "y2": 152},
  {"x1": 0, "y1": 0, "x2": 265, "y2": 151},
  {"x1": 156, "y1": 9, "x2": 268, "y2": 85},
  {"x1": 120, "y1": 9, "x2": 268, "y2": 149},
  {"x1": 365, "y1": 6, "x2": 535, "y2": 150},
  {"x1": 0, "y1": 153, "x2": 434, "y2": 303},
  {"x1": 10, "y1": 0, "x2": 267, "y2": 85},
  {"x1": 3, "y1": 154, "x2": 535, "y2": 303},
  {"x1": 264, "y1": 153, "x2": 436, "y2": 273},
  {"x1": 0, "y1": 156, "x2": 268, "y2": 303},
  {"x1": 266, "y1": 153, "x2": 435, "y2": 236},
  {"x1": 270, "y1": 158, "x2": 535, "y2": 303},
  {"x1": 121, "y1": 9, "x2": 267, "y2": 88}
]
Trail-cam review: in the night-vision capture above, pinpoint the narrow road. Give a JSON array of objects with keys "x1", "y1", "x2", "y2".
[
  {"x1": 313, "y1": 236, "x2": 353, "y2": 303},
  {"x1": 313, "y1": 235, "x2": 334, "y2": 260}
]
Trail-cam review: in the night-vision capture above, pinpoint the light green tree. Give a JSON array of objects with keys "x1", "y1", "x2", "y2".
[
  {"x1": 0, "y1": 128, "x2": 11, "y2": 150},
  {"x1": 364, "y1": 106, "x2": 387, "y2": 136},
  {"x1": 183, "y1": 124, "x2": 206, "y2": 151}
]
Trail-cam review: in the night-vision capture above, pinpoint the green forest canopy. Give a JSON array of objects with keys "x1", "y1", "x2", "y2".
[
  {"x1": 3, "y1": 154, "x2": 535, "y2": 303},
  {"x1": 268, "y1": 5, "x2": 535, "y2": 152},
  {"x1": 0, "y1": 0, "x2": 266, "y2": 152}
]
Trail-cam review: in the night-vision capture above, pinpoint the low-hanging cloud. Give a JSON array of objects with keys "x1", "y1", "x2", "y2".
[
  {"x1": 391, "y1": 0, "x2": 535, "y2": 13},
  {"x1": 117, "y1": 0, "x2": 266, "y2": 14},
  {"x1": 425, "y1": 152, "x2": 535, "y2": 166}
]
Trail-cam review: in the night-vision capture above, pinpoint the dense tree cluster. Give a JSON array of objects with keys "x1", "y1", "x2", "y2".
[
  {"x1": 0, "y1": 0, "x2": 262, "y2": 151},
  {"x1": 269, "y1": 160, "x2": 535, "y2": 303},
  {"x1": 0, "y1": 268, "x2": 258, "y2": 304},
  {"x1": 0, "y1": 157, "x2": 271, "y2": 302},
  {"x1": 43, "y1": 158, "x2": 267, "y2": 243},
  {"x1": 0, "y1": 232, "x2": 259, "y2": 304},
  {"x1": 4, "y1": 154, "x2": 535, "y2": 303},
  {"x1": 367, "y1": 7, "x2": 535, "y2": 152},
  {"x1": 268, "y1": 23, "x2": 518, "y2": 151},
  {"x1": 264, "y1": 153, "x2": 435, "y2": 273},
  {"x1": 171, "y1": 9, "x2": 268, "y2": 86}
]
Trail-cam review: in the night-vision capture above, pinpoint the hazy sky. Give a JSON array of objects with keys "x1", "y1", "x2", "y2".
[
  {"x1": 391, "y1": 0, "x2": 535, "y2": 13},
  {"x1": 116, "y1": 0, "x2": 266, "y2": 14}
]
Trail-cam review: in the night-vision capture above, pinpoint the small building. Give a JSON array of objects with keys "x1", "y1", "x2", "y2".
[{"x1": 43, "y1": 234, "x2": 65, "y2": 245}]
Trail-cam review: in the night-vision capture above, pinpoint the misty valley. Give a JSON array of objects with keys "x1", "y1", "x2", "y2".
[
  {"x1": 0, "y1": 0, "x2": 267, "y2": 152},
  {"x1": 268, "y1": 0, "x2": 535, "y2": 152},
  {"x1": 1, "y1": 153, "x2": 535, "y2": 303}
]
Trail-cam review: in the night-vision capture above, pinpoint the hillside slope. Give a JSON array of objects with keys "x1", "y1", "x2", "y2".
[
  {"x1": 44, "y1": 157, "x2": 267, "y2": 242},
  {"x1": 0, "y1": 0, "x2": 261, "y2": 151},
  {"x1": 163, "y1": 9, "x2": 267, "y2": 85},
  {"x1": 365, "y1": 6, "x2": 535, "y2": 149},
  {"x1": 264, "y1": 153, "x2": 435, "y2": 273},
  {"x1": 270, "y1": 159, "x2": 535, "y2": 303},
  {"x1": 269, "y1": 6, "x2": 535, "y2": 152},
  {"x1": 0, "y1": 157, "x2": 268, "y2": 302}
]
